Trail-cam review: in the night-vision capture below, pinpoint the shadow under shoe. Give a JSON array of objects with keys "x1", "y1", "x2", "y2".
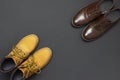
[
  {"x1": 82, "y1": 8, "x2": 120, "y2": 41},
  {"x1": 72, "y1": 0, "x2": 114, "y2": 28},
  {"x1": 0, "y1": 34, "x2": 39, "y2": 73}
]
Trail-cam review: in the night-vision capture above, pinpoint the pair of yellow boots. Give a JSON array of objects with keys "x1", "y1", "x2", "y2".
[{"x1": 0, "y1": 34, "x2": 52, "y2": 80}]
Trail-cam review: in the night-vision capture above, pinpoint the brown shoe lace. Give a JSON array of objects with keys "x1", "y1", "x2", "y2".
[
  {"x1": 8, "y1": 46, "x2": 27, "y2": 60},
  {"x1": 19, "y1": 56, "x2": 41, "y2": 78}
]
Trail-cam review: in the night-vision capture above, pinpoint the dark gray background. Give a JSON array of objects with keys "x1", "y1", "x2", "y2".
[{"x1": 0, "y1": 0, "x2": 120, "y2": 80}]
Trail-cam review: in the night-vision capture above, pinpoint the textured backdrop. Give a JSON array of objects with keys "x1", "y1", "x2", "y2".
[{"x1": 0, "y1": 0, "x2": 120, "y2": 80}]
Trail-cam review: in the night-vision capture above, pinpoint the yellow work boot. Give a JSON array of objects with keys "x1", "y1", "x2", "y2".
[
  {"x1": 0, "y1": 34, "x2": 39, "y2": 73},
  {"x1": 10, "y1": 47, "x2": 52, "y2": 80}
]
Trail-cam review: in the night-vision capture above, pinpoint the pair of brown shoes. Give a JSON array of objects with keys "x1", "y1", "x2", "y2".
[
  {"x1": 0, "y1": 34, "x2": 52, "y2": 80},
  {"x1": 72, "y1": 0, "x2": 120, "y2": 41}
]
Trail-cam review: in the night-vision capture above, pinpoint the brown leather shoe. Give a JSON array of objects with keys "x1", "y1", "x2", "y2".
[
  {"x1": 0, "y1": 34, "x2": 39, "y2": 73},
  {"x1": 82, "y1": 8, "x2": 120, "y2": 41},
  {"x1": 72, "y1": 0, "x2": 114, "y2": 27}
]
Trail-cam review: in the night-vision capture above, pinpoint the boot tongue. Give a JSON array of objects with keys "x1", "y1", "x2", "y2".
[
  {"x1": 6, "y1": 52, "x2": 22, "y2": 66},
  {"x1": 18, "y1": 67, "x2": 28, "y2": 78},
  {"x1": 6, "y1": 46, "x2": 29, "y2": 66},
  {"x1": 9, "y1": 56, "x2": 21, "y2": 66}
]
